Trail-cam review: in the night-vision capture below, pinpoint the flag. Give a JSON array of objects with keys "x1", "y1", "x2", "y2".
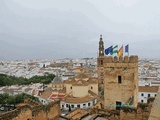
[
  {"x1": 105, "y1": 46, "x2": 113, "y2": 55},
  {"x1": 125, "y1": 44, "x2": 129, "y2": 53},
  {"x1": 118, "y1": 46, "x2": 123, "y2": 57},
  {"x1": 111, "y1": 45, "x2": 118, "y2": 55}
]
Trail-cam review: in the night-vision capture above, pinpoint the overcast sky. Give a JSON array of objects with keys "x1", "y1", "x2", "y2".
[{"x1": 0, "y1": 0, "x2": 160, "y2": 60}]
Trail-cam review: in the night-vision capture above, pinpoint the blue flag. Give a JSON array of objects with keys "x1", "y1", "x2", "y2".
[
  {"x1": 125, "y1": 44, "x2": 129, "y2": 52},
  {"x1": 105, "y1": 46, "x2": 113, "y2": 55}
]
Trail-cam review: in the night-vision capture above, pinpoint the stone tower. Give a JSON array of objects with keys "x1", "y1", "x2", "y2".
[
  {"x1": 97, "y1": 36, "x2": 138, "y2": 110},
  {"x1": 99, "y1": 35, "x2": 104, "y2": 56},
  {"x1": 97, "y1": 35, "x2": 105, "y2": 90},
  {"x1": 104, "y1": 56, "x2": 138, "y2": 110}
]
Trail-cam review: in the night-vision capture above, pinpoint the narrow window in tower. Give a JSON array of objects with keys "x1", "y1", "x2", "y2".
[
  {"x1": 118, "y1": 76, "x2": 122, "y2": 83},
  {"x1": 101, "y1": 60, "x2": 103, "y2": 65}
]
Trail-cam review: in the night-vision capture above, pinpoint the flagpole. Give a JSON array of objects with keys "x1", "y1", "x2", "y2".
[
  {"x1": 128, "y1": 44, "x2": 129, "y2": 57},
  {"x1": 122, "y1": 44, "x2": 123, "y2": 57}
]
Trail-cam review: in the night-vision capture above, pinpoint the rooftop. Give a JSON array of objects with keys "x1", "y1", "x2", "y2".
[
  {"x1": 138, "y1": 86, "x2": 159, "y2": 92},
  {"x1": 65, "y1": 90, "x2": 98, "y2": 103}
]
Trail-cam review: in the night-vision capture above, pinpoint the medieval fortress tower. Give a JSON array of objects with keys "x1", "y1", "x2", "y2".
[{"x1": 97, "y1": 35, "x2": 138, "y2": 110}]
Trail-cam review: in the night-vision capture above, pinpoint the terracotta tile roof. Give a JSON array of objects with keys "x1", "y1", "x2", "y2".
[
  {"x1": 151, "y1": 82, "x2": 160, "y2": 84},
  {"x1": 49, "y1": 93, "x2": 65, "y2": 100},
  {"x1": 65, "y1": 79, "x2": 76, "y2": 84},
  {"x1": 65, "y1": 108, "x2": 89, "y2": 120},
  {"x1": 75, "y1": 73, "x2": 89, "y2": 79},
  {"x1": 71, "y1": 113, "x2": 83, "y2": 120},
  {"x1": 138, "y1": 86, "x2": 159, "y2": 92},
  {"x1": 65, "y1": 91, "x2": 97, "y2": 103},
  {"x1": 72, "y1": 80, "x2": 89, "y2": 86},
  {"x1": 40, "y1": 90, "x2": 52, "y2": 99},
  {"x1": 88, "y1": 79, "x2": 98, "y2": 84}
]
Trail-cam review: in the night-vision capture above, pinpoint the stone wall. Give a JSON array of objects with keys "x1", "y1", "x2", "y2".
[
  {"x1": 120, "y1": 103, "x2": 152, "y2": 120},
  {"x1": 89, "y1": 102, "x2": 152, "y2": 120},
  {"x1": 103, "y1": 56, "x2": 138, "y2": 109},
  {"x1": 149, "y1": 87, "x2": 160, "y2": 119},
  {"x1": 0, "y1": 99, "x2": 60, "y2": 120}
]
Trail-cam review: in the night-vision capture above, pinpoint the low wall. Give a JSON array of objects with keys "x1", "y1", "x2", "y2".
[{"x1": 0, "y1": 99, "x2": 60, "y2": 120}]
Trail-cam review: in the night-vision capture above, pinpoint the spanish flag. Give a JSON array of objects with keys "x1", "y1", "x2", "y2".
[{"x1": 118, "y1": 46, "x2": 123, "y2": 57}]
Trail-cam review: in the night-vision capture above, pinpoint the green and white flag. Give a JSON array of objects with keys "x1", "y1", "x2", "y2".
[{"x1": 111, "y1": 45, "x2": 118, "y2": 55}]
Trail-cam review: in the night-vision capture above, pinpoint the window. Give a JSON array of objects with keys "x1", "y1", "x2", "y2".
[
  {"x1": 91, "y1": 87, "x2": 93, "y2": 89},
  {"x1": 116, "y1": 101, "x2": 121, "y2": 110},
  {"x1": 155, "y1": 94, "x2": 157, "y2": 97},
  {"x1": 148, "y1": 94, "x2": 150, "y2": 98},
  {"x1": 66, "y1": 104, "x2": 69, "y2": 108},
  {"x1": 100, "y1": 60, "x2": 103, "y2": 65},
  {"x1": 141, "y1": 100, "x2": 143, "y2": 103},
  {"x1": 77, "y1": 105, "x2": 80, "y2": 108},
  {"x1": 118, "y1": 76, "x2": 122, "y2": 83},
  {"x1": 141, "y1": 93, "x2": 144, "y2": 96},
  {"x1": 88, "y1": 102, "x2": 90, "y2": 106},
  {"x1": 62, "y1": 105, "x2": 64, "y2": 108},
  {"x1": 83, "y1": 104, "x2": 86, "y2": 107},
  {"x1": 71, "y1": 105, "x2": 74, "y2": 108}
]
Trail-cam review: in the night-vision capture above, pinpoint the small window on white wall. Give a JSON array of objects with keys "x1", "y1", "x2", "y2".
[
  {"x1": 141, "y1": 93, "x2": 144, "y2": 96},
  {"x1": 141, "y1": 100, "x2": 143, "y2": 103},
  {"x1": 88, "y1": 102, "x2": 90, "y2": 106},
  {"x1": 83, "y1": 104, "x2": 86, "y2": 106},
  {"x1": 66, "y1": 104, "x2": 69, "y2": 108},
  {"x1": 71, "y1": 105, "x2": 74, "y2": 108}
]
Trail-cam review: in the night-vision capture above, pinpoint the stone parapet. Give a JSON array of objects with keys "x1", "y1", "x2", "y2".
[
  {"x1": 104, "y1": 56, "x2": 138, "y2": 63},
  {"x1": 0, "y1": 99, "x2": 60, "y2": 120}
]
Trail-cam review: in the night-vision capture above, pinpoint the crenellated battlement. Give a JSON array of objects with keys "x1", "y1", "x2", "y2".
[
  {"x1": 0, "y1": 98, "x2": 60, "y2": 120},
  {"x1": 104, "y1": 55, "x2": 138, "y2": 63}
]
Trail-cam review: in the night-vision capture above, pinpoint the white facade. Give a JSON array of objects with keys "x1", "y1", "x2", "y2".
[
  {"x1": 37, "y1": 97, "x2": 48, "y2": 105},
  {"x1": 61, "y1": 99, "x2": 97, "y2": 110},
  {"x1": 138, "y1": 92, "x2": 157, "y2": 103}
]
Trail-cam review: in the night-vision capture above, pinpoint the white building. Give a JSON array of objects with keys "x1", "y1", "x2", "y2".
[{"x1": 138, "y1": 86, "x2": 159, "y2": 103}]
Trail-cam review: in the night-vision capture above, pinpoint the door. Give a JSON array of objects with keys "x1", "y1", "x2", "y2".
[{"x1": 116, "y1": 101, "x2": 121, "y2": 110}]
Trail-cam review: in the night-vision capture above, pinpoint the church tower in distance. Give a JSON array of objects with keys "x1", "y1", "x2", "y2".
[{"x1": 97, "y1": 35, "x2": 105, "y2": 90}]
